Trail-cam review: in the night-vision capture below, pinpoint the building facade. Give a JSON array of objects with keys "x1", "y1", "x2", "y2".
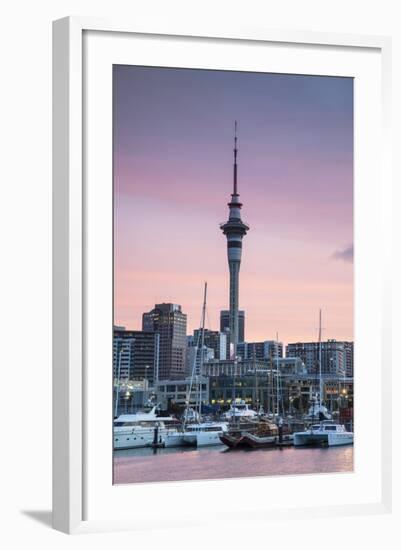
[
  {"x1": 237, "y1": 340, "x2": 283, "y2": 361},
  {"x1": 208, "y1": 372, "x2": 353, "y2": 416},
  {"x1": 285, "y1": 339, "x2": 353, "y2": 377},
  {"x1": 193, "y1": 328, "x2": 227, "y2": 361},
  {"x1": 142, "y1": 303, "x2": 187, "y2": 380},
  {"x1": 155, "y1": 377, "x2": 209, "y2": 410},
  {"x1": 343, "y1": 341, "x2": 354, "y2": 377},
  {"x1": 220, "y1": 310, "x2": 245, "y2": 344},
  {"x1": 186, "y1": 344, "x2": 215, "y2": 376},
  {"x1": 113, "y1": 326, "x2": 159, "y2": 384}
]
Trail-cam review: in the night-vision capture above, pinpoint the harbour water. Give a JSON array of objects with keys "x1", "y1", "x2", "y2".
[{"x1": 114, "y1": 445, "x2": 353, "y2": 485}]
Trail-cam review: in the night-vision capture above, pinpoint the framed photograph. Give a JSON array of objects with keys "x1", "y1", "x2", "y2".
[{"x1": 53, "y1": 17, "x2": 392, "y2": 534}]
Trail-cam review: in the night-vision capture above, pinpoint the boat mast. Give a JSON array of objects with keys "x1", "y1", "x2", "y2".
[
  {"x1": 198, "y1": 281, "x2": 207, "y2": 418},
  {"x1": 318, "y1": 309, "x2": 323, "y2": 409},
  {"x1": 184, "y1": 284, "x2": 206, "y2": 429},
  {"x1": 276, "y1": 332, "x2": 280, "y2": 418}
]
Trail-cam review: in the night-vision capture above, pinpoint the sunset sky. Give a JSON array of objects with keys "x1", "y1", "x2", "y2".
[{"x1": 113, "y1": 65, "x2": 353, "y2": 345}]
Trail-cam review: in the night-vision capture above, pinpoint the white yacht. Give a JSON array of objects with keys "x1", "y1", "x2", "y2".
[
  {"x1": 305, "y1": 397, "x2": 332, "y2": 421},
  {"x1": 182, "y1": 422, "x2": 229, "y2": 447},
  {"x1": 222, "y1": 400, "x2": 258, "y2": 420},
  {"x1": 293, "y1": 422, "x2": 353, "y2": 447},
  {"x1": 113, "y1": 406, "x2": 181, "y2": 450}
]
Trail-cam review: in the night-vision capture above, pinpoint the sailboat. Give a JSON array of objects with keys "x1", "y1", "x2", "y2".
[
  {"x1": 293, "y1": 310, "x2": 353, "y2": 447},
  {"x1": 165, "y1": 283, "x2": 229, "y2": 447},
  {"x1": 305, "y1": 311, "x2": 332, "y2": 421},
  {"x1": 182, "y1": 283, "x2": 229, "y2": 446}
]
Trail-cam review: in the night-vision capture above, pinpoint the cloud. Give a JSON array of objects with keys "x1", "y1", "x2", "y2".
[{"x1": 332, "y1": 244, "x2": 353, "y2": 263}]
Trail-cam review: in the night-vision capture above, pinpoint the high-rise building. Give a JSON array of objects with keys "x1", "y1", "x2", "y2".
[
  {"x1": 142, "y1": 303, "x2": 187, "y2": 380},
  {"x1": 237, "y1": 340, "x2": 283, "y2": 361},
  {"x1": 343, "y1": 342, "x2": 354, "y2": 377},
  {"x1": 186, "y1": 344, "x2": 215, "y2": 376},
  {"x1": 285, "y1": 339, "x2": 352, "y2": 377},
  {"x1": 219, "y1": 310, "x2": 245, "y2": 343},
  {"x1": 220, "y1": 123, "x2": 249, "y2": 358},
  {"x1": 113, "y1": 326, "x2": 159, "y2": 384},
  {"x1": 193, "y1": 328, "x2": 227, "y2": 361}
]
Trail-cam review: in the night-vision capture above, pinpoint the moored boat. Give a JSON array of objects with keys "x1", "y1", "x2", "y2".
[
  {"x1": 219, "y1": 418, "x2": 278, "y2": 449},
  {"x1": 113, "y1": 406, "x2": 181, "y2": 450},
  {"x1": 240, "y1": 432, "x2": 277, "y2": 448},
  {"x1": 222, "y1": 400, "x2": 258, "y2": 420},
  {"x1": 293, "y1": 421, "x2": 353, "y2": 447},
  {"x1": 183, "y1": 421, "x2": 228, "y2": 446}
]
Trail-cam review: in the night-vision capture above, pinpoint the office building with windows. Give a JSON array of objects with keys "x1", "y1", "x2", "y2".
[
  {"x1": 113, "y1": 326, "x2": 159, "y2": 384},
  {"x1": 237, "y1": 340, "x2": 283, "y2": 362},
  {"x1": 285, "y1": 339, "x2": 353, "y2": 377},
  {"x1": 220, "y1": 310, "x2": 245, "y2": 344},
  {"x1": 192, "y1": 328, "x2": 227, "y2": 361},
  {"x1": 142, "y1": 303, "x2": 187, "y2": 380}
]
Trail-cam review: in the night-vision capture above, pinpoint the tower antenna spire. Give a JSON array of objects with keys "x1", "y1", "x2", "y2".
[
  {"x1": 221, "y1": 122, "x2": 249, "y2": 358},
  {"x1": 233, "y1": 120, "x2": 238, "y2": 195}
]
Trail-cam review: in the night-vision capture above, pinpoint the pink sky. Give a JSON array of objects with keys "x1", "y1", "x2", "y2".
[{"x1": 113, "y1": 66, "x2": 353, "y2": 346}]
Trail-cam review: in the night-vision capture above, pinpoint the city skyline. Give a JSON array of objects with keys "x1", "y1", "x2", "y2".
[{"x1": 114, "y1": 65, "x2": 353, "y2": 345}]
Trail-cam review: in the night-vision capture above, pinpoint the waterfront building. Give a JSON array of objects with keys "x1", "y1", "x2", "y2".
[
  {"x1": 285, "y1": 339, "x2": 353, "y2": 377},
  {"x1": 283, "y1": 374, "x2": 354, "y2": 415},
  {"x1": 142, "y1": 303, "x2": 187, "y2": 380},
  {"x1": 193, "y1": 328, "x2": 227, "y2": 361},
  {"x1": 202, "y1": 358, "x2": 269, "y2": 378},
  {"x1": 209, "y1": 374, "x2": 269, "y2": 408},
  {"x1": 114, "y1": 380, "x2": 153, "y2": 415},
  {"x1": 274, "y1": 357, "x2": 306, "y2": 375},
  {"x1": 186, "y1": 344, "x2": 214, "y2": 376},
  {"x1": 113, "y1": 326, "x2": 159, "y2": 384},
  {"x1": 208, "y1": 371, "x2": 353, "y2": 415},
  {"x1": 202, "y1": 356, "x2": 304, "y2": 377},
  {"x1": 343, "y1": 341, "x2": 354, "y2": 377},
  {"x1": 220, "y1": 123, "x2": 249, "y2": 357},
  {"x1": 155, "y1": 377, "x2": 209, "y2": 410},
  {"x1": 237, "y1": 340, "x2": 283, "y2": 361},
  {"x1": 219, "y1": 310, "x2": 245, "y2": 343}
]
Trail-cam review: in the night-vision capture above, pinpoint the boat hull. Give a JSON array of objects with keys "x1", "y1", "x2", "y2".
[
  {"x1": 195, "y1": 431, "x2": 225, "y2": 446},
  {"x1": 114, "y1": 428, "x2": 179, "y2": 450},
  {"x1": 183, "y1": 431, "x2": 226, "y2": 447},
  {"x1": 293, "y1": 432, "x2": 353, "y2": 447},
  {"x1": 114, "y1": 429, "x2": 158, "y2": 449},
  {"x1": 219, "y1": 433, "x2": 247, "y2": 448},
  {"x1": 241, "y1": 432, "x2": 277, "y2": 448},
  {"x1": 164, "y1": 433, "x2": 186, "y2": 448}
]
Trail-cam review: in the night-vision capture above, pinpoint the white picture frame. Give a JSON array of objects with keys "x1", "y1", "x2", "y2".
[{"x1": 52, "y1": 16, "x2": 393, "y2": 534}]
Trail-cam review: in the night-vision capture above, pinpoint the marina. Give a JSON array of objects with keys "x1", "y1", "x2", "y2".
[
  {"x1": 114, "y1": 444, "x2": 354, "y2": 484},
  {"x1": 112, "y1": 94, "x2": 355, "y2": 485}
]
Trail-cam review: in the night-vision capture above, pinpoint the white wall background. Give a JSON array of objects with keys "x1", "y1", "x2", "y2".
[{"x1": 0, "y1": 0, "x2": 399, "y2": 547}]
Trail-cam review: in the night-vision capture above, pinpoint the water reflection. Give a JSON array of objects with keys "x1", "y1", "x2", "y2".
[{"x1": 114, "y1": 444, "x2": 353, "y2": 484}]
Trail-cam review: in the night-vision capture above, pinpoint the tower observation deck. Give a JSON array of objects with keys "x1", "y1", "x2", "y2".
[{"x1": 220, "y1": 122, "x2": 249, "y2": 358}]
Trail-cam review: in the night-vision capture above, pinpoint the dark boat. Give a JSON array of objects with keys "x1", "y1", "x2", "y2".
[
  {"x1": 219, "y1": 432, "x2": 246, "y2": 448},
  {"x1": 219, "y1": 418, "x2": 279, "y2": 449},
  {"x1": 220, "y1": 417, "x2": 302, "y2": 449}
]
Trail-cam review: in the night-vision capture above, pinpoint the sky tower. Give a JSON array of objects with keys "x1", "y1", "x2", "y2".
[{"x1": 220, "y1": 122, "x2": 250, "y2": 358}]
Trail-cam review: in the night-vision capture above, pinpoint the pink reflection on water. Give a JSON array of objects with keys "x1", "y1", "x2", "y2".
[{"x1": 113, "y1": 446, "x2": 353, "y2": 485}]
